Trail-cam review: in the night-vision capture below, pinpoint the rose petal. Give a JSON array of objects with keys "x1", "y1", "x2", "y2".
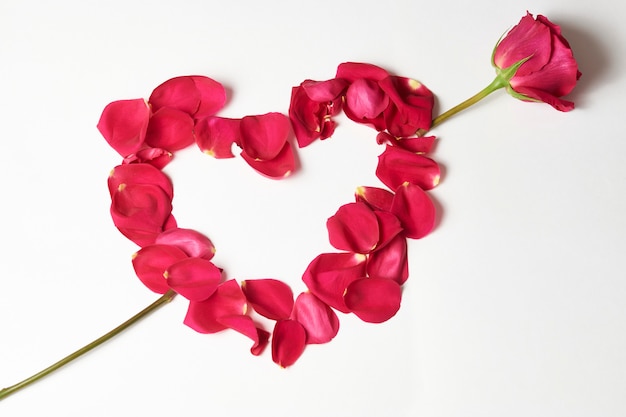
[
  {"x1": 355, "y1": 186, "x2": 394, "y2": 212},
  {"x1": 379, "y1": 76, "x2": 434, "y2": 137},
  {"x1": 242, "y1": 279, "x2": 294, "y2": 321},
  {"x1": 344, "y1": 278, "x2": 402, "y2": 323},
  {"x1": 97, "y1": 98, "x2": 150, "y2": 157},
  {"x1": 132, "y1": 244, "x2": 188, "y2": 293},
  {"x1": 336, "y1": 62, "x2": 389, "y2": 82},
  {"x1": 165, "y1": 257, "x2": 221, "y2": 301},
  {"x1": 217, "y1": 315, "x2": 270, "y2": 356},
  {"x1": 292, "y1": 292, "x2": 339, "y2": 344},
  {"x1": 367, "y1": 234, "x2": 409, "y2": 285},
  {"x1": 390, "y1": 182, "x2": 436, "y2": 239},
  {"x1": 240, "y1": 113, "x2": 291, "y2": 161},
  {"x1": 189, "y1": 75, "x2": 228, "y2": 118},
  {"x1": 373, "y1": 210, "x2": 403, "y2": 250},
  {"x1": 108, "y1": 163, "x2": 173, "y2": 200},
  {"x1": 156, "y1": 228, "x2": 216, "y2": 260},
  {"x1": 149, "y1": 75, "x2": 226, "y2": 118},
  {"x1": 271, "y1": 319, "x2": 307, "y2": 368},
  {"x1": 123, "y1": 147, "x2": 173, "y2": 169},
  {"x1": 376, "y1": 145, "x2": 440, "y2": 191},
  {"x1": 326, "y1": 202, "x2": 380, "y2": 254},
  {"x1": 183, "y1": 280, "x2": 247, "y2": 334},
  {"x1": 301, "y1": 78, "x2": 348, "y2": 102},
  {"x1": 301, "y1": 252, "x2": 367, "y2": 313},
  {"x1": 195, "y1": 116, "x2": 240, "y2": 158},
  {"x1": 241, "y1": 140, "x2": 295, "y2": 179},
  {"x1": 144, "y1": 107, "x2": 195, "y2": 151},
  {"x1": 344, "y1": 78, "x2": 389, "y2": 120}
]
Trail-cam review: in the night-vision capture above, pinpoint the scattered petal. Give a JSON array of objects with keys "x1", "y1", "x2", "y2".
[
  {"x1": 123, "y1": 147, "x2": 173, "y2": 169},
  {"x1": 240, "y1": 113, "x2": 291, "y2": 161},
  {"x1": 242, "y1": 279, "x2": 294, "y2": 321},
  {"x1": 149, "y1": 75, "x2": 226, "y2": 118},
  {"x1": 132, "y1": 244, "x2": 188, "y2": 293},
  {"x1": 367, "y1": 234, "x2": 409, "y2": 285},
  {"x1": 241, "y1": 140, "x2": 295, "y2": 179},
  {"x1": 165, "y1": 257, "x2": 221, "y2": 301},
  {"x1": 194, "y1": 116, "x2": 240, "y2": 158},
  {"x1": 390, "y1": 182, "x2": 436, "y2": 239},
  {"x1": 97, "y1": 98, "x2": 150, "y2": 157},
  {"x1": 292, "y1": 292, "x2": 339, "y2": 344},
  {"x1": 355, "y1": 186, "x2": 394, "y2": 212},
  {"x1": 336, "y1": 62, "x2": 389, "y2": 82},
  {"x1": 144, "y1": 107, "x2": 195, "y2": 151},
  {"x1": 344, "y1": 278, "x2": 402, "y2": 323},
  {"x1": 183, "y1": 280, "x2": 248, "y2": 334},
  {"x1": 156, "y1": 228, "x2": 216, "y2": 260},
  {"x1": 376, "y1": 145, "x2": 440, "y2": 191},
  {"x1": 326, "y1": 202, "x2": 380, "y2": 253},
  {"x1": 271, "y1": 319, "x2": 307, "y2": 368},
  {"x1": 108, "y1": 163, "x2": 173, "y2": 200},
  {"x1": 217, "y1": 315, "x2": 270, "y2": 356}
]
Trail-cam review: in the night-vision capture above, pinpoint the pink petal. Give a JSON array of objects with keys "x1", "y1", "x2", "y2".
[
  {"x1": 108, "y1": 163, "x2": 173, "y2": 200},
  {"x1": 301, "y1": 252, "x2": 367, "y2": 313},
  {"x1": 144, "y1": 107, "x2": 195, "y2": 151},
  {"x1": 336, "y1": 62, "x2": 389, "y2": 82},
  {"x1": 373, "y1": 210, "x2": 403, "y2": 249},
  {"x1": 355, "y1": 186, "x2": 394, "y2": 212},
  {"x1": 301, "y1": 78, "x2": 348, "y2": 102},
  {"x1": 376, "y1": 145, "x2": 440, "y2": 191},
  {"x1": 326, "y1": 202, "x2": 380, "y2": 253},
  {"x1": 241, "y1": 140, "x2": 295, "y2": 179},
  {"x1": 271, "y1": 319, "x2": 307, "y2": 368},
  {"x1": 194, "y1": 116, "x2": 240, "y2": 158},
  {"x1": 291, "y1": 292, "x2": 339, "y2": 344},
  {"x1": 344, "y1": 78, "x2": 389, "y2": 120},
  {"x1": 240, "y1": 113, "x2": 291, "y2": 161},
  {"x1": 155, "y1": 228, "x2": 216, "y2": 260},
  {"x1": 183, "y1": 280, "x2": 247, "y2": 334},
  {"x1": 390, "y1": 182, "x2": 436, "y2": 239},
  {"x1": 97, "y1": 98, "x2": 150, "y2": 157},
  {"x1": 149, "y1": 75, "x2": 226, "y2": 118},
  {"x1": 367, "y1": 234, "x2": 409, "y2": 285},
  {"x1": 241, "y1": 279, "x2": 294, "y2": 321},
  {"x1": 217, "y1": 315, "x2": 270, "y2": 356},
  {"x1": 110, "y1": 183, "x2": 173, "y2": 247},
  {"x1": 165, "y1": 257, "x2": 221, "y2": 301},
  {"x1": 123, "y1": 147, "x2": 173, "y2": 169},
  {"x1": 132, "y1": 244, "x2": 188, "y2": 293},
  {"x1": 344, "y1": 278, "x2": 402, "y2": 323}
]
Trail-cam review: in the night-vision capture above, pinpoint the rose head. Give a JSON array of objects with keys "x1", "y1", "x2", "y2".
[{"x1": 492, "y1": 12, "x2": 581, "y2": 111}]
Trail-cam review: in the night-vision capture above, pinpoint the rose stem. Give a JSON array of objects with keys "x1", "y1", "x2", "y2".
[{"x1": 0, "y1": 290, "x2": 177, "y2": 402}]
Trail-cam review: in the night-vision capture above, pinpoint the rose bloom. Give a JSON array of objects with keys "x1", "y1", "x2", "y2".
[{"x1": 493, "y1": 12, "x2": 581, "y2": 111}]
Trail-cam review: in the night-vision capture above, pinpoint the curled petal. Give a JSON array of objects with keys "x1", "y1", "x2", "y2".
[
  {"x1": 165, "y1": 257, "x2": 221, "y2": 301},
  {"x1": 241, "y1": 140, "x2": 295, "y2": 179},
  {"x1": 97, "y1": 98, "x2": 150, "y2": 157},
  {"x1": 240, "y1": 113, "x2": 291, "y2": 161},
  {"x1": 373, "y1": 210, "x2": 403, "y2": 250},
  {"x1": 390, "y1": 182, "x2": 436, "y2": 239},
  {"x1": 367, "y1": 234, "x2": 409, "y2": 285},
  {"x1": 289, "y1": 84, "x2": 342, "y2": 148},
  {"x1": 336, "y1": 62, "x2": 389, "y2": 82},
  {"x1": 110, "y1": 183, "x2": 173, "y2": 247},
  {"x1": 376, "y1": 145, "x2": 440, "y2": 191},
  {"x1": 132, "y1": 244, "x2": 188, "y2": 293},
  {"x1": 183, "y1": 280, "x2": 247, "y2": 334},
  {"x1": 377, "y1": 132, "x2": 437, "y2": 154},
  {"x1": 271, "y1": 319, "x2": 307, "y2": 368},
  {"x1": 326, "y1": 202, "x2": 380, "y2": 253},
  {"x1": 123, "y1": 147, "x2": 173, "y2": 169},
  {"x1": 194, "y1": 116, "x2": 240, "y2": 158},
  {"x1": 344, "y1": 78, "x2": 389, "y2": 121},
  {"x1": 144, "y1": 107, "x2": 195, "y2": 151},
  {"x1": 156, "y1": 228, "x2": 216, "y2": 260},
  {"x1": 217, "y1": 315, "x2": 270, "y2": 356},
  {"x1": 379, "y1": 76, "x2": 434, "y2": 137},
  {"x1": 344, "y1": 278, "x2": 402, "y2": 323},
  {"x1": 355, "y1": 186, "x2": 394, "y2": 212},
  {"x1": 292, "y1": 292, "x2": 339, "y2": 344},
  {"x1": 242, "y1": 279, "x2": 294, "y2": 321},
  {"x1": 149, "y1": 75, "x2": 226, "y2": 118},
  {"x1": 302, "y1": 252, "x2": 367, "y2": 313},
  {"x1": 301, "y1": 78, "x2": 348, "y2": 102},
  {"x1": 108, "y1": 163, "x2": 173, "y2": 199}
]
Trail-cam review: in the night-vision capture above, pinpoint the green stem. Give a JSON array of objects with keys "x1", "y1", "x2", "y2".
[
  {"x1": 418, "y1": 75, "x2": 509, "y2": 136},
  {"x1": 0, "y1": 290, "x2": 177, "y2": 402}
]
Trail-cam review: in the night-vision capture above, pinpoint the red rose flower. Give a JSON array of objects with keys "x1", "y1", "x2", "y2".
[{"x1": 492, "y1": 12, "x2": 581, "y2": 111}]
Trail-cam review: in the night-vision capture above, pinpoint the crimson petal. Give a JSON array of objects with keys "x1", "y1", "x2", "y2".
[
  {"x1": 156, "y1": 228, "x2": 216, "y2": 260},
  {"x1": 240, "y1": 113, "x2": 291, "y2": 161},
  {"x1": 242, "y1": 279, "x2": 294, "y2": 321},
  {"x1": 355, "y1": 186, "x2": 394, "y2": 212},
  {"x1": 376, "y1": 145, "x2": 440, "y2": 191},
  {"x1": 344, "y1": 278, "x2": 402, "y2": 323},
  {"x1": 144, "y1": 107, "x2": 195, "y2": 151},
  {"x1": 149, "y1": 75, "x2": 226, "y2": 118},
  {"x1": 97, "y1": 98, "x2": 150, "y2": 157},
  {"x1": 132, "y1": 244, "x2": 188, "y2": 293},
  {"x1": 326, "y1": 202, "x2": 380, "y2": 253},
  {"x1": 301, "y1": 252, "x2": 367, "y2": 313},
  {"x1": 367, "y1": 234, "x2": 409, "y2": 285},
  {"x1": 390, "y1": 182, "x2": 436, "y2": 239},
  {"x1": 108, "y1": 163, "x2": 173, "y2": 199},
  {"x1": 217, "y1": 315, "x2": 270, "y2": 356},
  {"x1": 165, "y1": 258, "x2": 221, "y2": 301},
  {"x1": 292, "y1": 292, "x2": 339, "y2": 344},
  {"x1": 336, "y1": 62, "x2": 389, "y2": 82},
  {"x1": 271, "y1": 319, "x2": 307, "y2": 368},
  {"x1": 241, "y1": 140, "x2": 295, "y2": 179},
  {"x1": 183, "y1": 280, "x2": 247, "y2": 334},
  {"x1": 195, "y1": 116, "x2": 240, "y2": 158}
]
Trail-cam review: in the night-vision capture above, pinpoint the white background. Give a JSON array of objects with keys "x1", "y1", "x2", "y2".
[{"x1": 1, "y1": 0, "x2": 625, "y2": 415}]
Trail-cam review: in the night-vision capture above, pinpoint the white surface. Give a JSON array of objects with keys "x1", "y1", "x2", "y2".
[{"x1": 1, "y1": 0, "x2": 625, "y2": 415}]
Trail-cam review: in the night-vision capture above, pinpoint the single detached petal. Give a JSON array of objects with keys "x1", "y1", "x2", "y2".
[
  {"x1": 108, "y1": 163, "x2": 173, "y2": 199},
  {"x1": 242, "y1": 279, "x2": 294, "y2": 321},
  {"x1": 291, "y1": 292, "x2": 339, "y2": 344},
  {"x1": 326, "y1": 202, "x2": 380, "y2": 253},
  {"x1": 195, "y1": 116, "x2": 240, "y2": 158},
  {"x1": 156, "y1": 228, "x2": 216, "y2": 260},
  {"x1": 165, "y1": 257, "x2": 221, "y2": 301},
  {"x1": 149, "y1": 75, "x2": 226, "y2": 118},
  {"x1": 241, "y1": 140, "x2": 295, "y2": 179},
  {"x1": 367, "y1": 234, "x2": 409, "y2": 285},
  {"x1": 123, "y1": 147, "x2": 173, "y2": 169},
  {"x1": 240, "y1": 113, "x2": 291, "y2": 161},
  {"x1": 189, "y1": 75, "x2": 228, "y2": 118},
  {"x1": 376, "y1": 145, "x2": 440, "y2": 191},
  {"x1": 373, "y1": 210, "x2": 403, "y2": 250},
  {"x1": 302, "y1": 252, "x2": 367, "y2": 313},
  {"x1": 344, "y1": 78, "x2": 389, "y2": 120},
  {"x1": 97, "y1": 98, "x2": 150, "y2": 157},
  {"x1": 336, "y1": 62, "x2": 389, "y2": 82},
  {"x1": 144, "y1": 107, "x2": 195, "y2": 151},
  {"x1": 184, "y1": 280, "x2": 247, "y2": 334},
  {"x1": 355, "y1": 186, "x2": 394, "y2": 212},
  {"x1": 301, "y1": 78, "x2": 348, "y2": 102},
  {"x1": 344, "y1": 278, "x2": 402, "y2": 323},
  {"x1": 390, "y1": 182, "x2": 436, "y2": 239},
  {"x1": 271, "y1": 319, "x2": 307, "y2": 368},
  {"x1": 132, "y1": 244, "x2": 188, "y2": 293},
  {"x1": 217, "y1": 315, "x2": 270, "y2": 356}
]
